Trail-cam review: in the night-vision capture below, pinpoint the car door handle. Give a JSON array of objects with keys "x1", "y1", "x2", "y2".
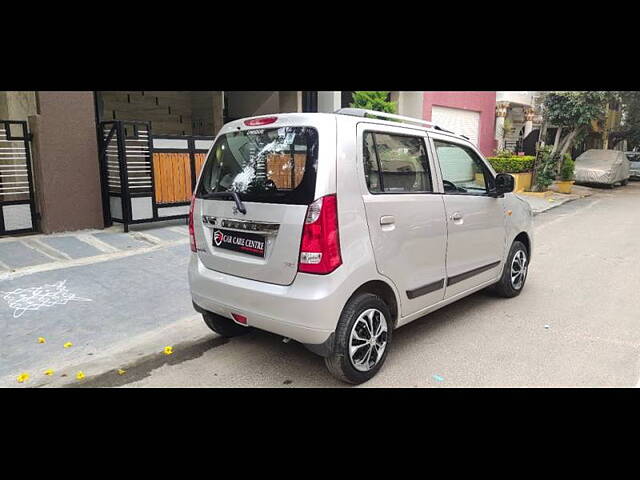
[
  {"x1": 450, "y1": 212, "x2": 463, "y2": 221},
  {"x1": 380, "y1": 215, "x2": 395, "y2": 225}
]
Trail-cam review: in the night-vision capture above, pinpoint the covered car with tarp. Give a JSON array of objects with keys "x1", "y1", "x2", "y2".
[{"x1": 574, "y1": 149, "x2": 630, "y2": 187}]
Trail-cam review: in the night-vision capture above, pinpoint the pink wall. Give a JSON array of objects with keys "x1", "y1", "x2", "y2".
[{"x1": 423, "y1": 92, "x2": 497, "y2": 156}]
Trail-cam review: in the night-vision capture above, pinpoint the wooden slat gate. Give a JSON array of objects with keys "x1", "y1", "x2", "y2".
[
  {"x1": 99, "y1": 120, "x2": 214, "y2": 231},
  {"x1": 0, "y1": 120, "x2": 37, "y2": 236}
]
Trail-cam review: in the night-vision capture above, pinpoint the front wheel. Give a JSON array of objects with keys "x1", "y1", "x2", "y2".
[
  {"x1": 491, "y1": 240, "x2": 529, "y2": 298},
  {"x1": 325, "y1": 293, "x2": 392, "y2": 385}
]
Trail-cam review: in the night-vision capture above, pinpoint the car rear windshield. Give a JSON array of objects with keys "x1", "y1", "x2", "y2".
[{"x1": 196, "y1": 126, "x2": 318, "y2": 205}]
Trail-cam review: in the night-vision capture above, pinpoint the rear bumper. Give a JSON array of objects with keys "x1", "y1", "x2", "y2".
[{"x1": 189, "y1": 254, "x2": 342, "y2": 346}]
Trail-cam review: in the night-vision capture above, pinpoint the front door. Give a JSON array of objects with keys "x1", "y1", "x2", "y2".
[
  {"x1": 429, "y1": 136, "x2": 506, "y2": 298},
  {"x1": 358, "y1": 124, "x2": 448, "y2": 317}
]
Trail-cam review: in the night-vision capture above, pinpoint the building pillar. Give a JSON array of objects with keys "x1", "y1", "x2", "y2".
[
  {"x1": 28, "y1": 92, "x2": 104, "y2": 233},
  {"x1": 278, "y1": 91, "x2": 301, "y2": 113},
  {"x1": 212, "y1": 91, "x2": 224, "y2": 135},
  {"x1": 317, "y1": 91, "x2": 341, "y2": 113},
  {"x1": 495, "y1": 101, "x2": 510, "y2": 151},
  {"x1": 394, "y1": 91, "x2": 424, "y2": 118},
  {"x1": 523, "y1": 107, "x2": 535, "y2": 138}
]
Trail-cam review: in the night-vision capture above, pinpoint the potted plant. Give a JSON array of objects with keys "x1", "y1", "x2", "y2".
[
  {"x1": 555, "y1": 154, "x2": 575, "y2": 194},
  {"x1": 486, "y1": 151, "x2": 535, "y2": 192}
]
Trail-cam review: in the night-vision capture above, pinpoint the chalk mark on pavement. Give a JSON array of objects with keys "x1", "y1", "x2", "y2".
[{"x1": 1, "y1": 280, "x2": 92, "y2": 318}]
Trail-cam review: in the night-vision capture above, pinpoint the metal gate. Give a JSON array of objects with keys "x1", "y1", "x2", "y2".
[
  {"x1": 0, "y1": 120, "x2": 37, "y2": 236},
  {"x1": 99, "y1": 120, "x2": 214, "y2": 231}
]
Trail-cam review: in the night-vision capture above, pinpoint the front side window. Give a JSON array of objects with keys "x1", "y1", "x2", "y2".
[
  {"x1": 196, "y1": 127, "x2": 318, "y2": 205},
  {"x1": 434, "y1": 140, "x2": 495, "y2": 195},
  {"x1": 363, "y1": 132, "x2": 432, "y2": 193}
]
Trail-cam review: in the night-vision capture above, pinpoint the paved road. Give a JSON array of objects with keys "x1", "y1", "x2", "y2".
[{"x1": 89, "y1": 182, "x2": 640, "y2": 388}]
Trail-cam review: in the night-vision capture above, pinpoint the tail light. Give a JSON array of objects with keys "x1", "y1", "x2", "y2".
[
  {"x1": 298, "y1": 195, "x2": 342, "y2": 274},
  {"x1": 189, "y1": 194, "x2": 197, "y2": 253},
  {"x1": 231, "y1": 313, "x2": 248, "y2": 325},
  {"x1": 244, "y1": 116, "x2": 278, "y2": 127}
]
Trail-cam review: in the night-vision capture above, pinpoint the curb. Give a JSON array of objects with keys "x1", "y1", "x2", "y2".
[
  {"x1": 531, "y1": 192, "x2": 593, "y2": 216},
  {"x1": 64, "y1": 334, "x2": 228, "y2": 388}
]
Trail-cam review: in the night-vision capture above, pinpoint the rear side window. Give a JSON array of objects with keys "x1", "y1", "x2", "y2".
[
  {"x1": 363, "y1": 132, "x2": 432, "y2": 193},
  {"x1": 197, "y1": 127, "x2": 318, "y2": 205}
]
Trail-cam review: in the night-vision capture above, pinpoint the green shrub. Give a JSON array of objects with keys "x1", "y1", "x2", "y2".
[
  {"x1": 560, "y1": 154, "x2": 575, "y2": 181},
  {"x1": 486, "y1": 155, "x2": 536, "y2": 174},
  {"x1": 494, "y1": 149, "x2": 515, "y2": 158},
  {"x1": 350, "y1": 92, "x2": 397, "y2": 114}
]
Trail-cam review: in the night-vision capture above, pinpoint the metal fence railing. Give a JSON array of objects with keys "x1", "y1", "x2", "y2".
[
  {"x1": 99, "y1": 120, "x2": 214, "y2": 232},
  {"x1": 0, "y1": 120, "x2": 36, "y2": 236}
]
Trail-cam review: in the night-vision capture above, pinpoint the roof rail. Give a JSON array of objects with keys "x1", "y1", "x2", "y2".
[
  {"x1": 335, "y1": 108, "x2": 471, "y2": 141},
  {"x1": 335, "y1": 108, "x2": 438, "y2": 129},
  {"x1": 434, "y1": 125, "x2": 455, "y2": 134}
]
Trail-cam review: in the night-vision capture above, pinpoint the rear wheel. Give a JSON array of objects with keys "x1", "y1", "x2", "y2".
[
  {"x1": 492, "y1": 240, "x2": 529, "y2": 298},
  {"x1": 325, "y1": 293, "x2": 392, "y2": 385},
  {"x1": 202, "y1": 312, "x2": 253, "y2": 337},
  {"x1": 621, "y1": 179, "x2": 629, "y2": 186}
]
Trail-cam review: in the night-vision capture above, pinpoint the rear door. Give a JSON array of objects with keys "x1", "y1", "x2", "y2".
[
  {"x1": 193, "y1": 116, "x2": 335, "y2": 286},
  {"x1": 358, "y1": 123, "x2": 447, "y2": 317},
  {"x1": 428, "y1": 134, "x2": 506, "y2": 298}
]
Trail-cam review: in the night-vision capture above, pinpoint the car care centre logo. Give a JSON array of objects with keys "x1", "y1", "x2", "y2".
[{"x1": 213, "y1": 230, "x2": 224, "y2": 246}]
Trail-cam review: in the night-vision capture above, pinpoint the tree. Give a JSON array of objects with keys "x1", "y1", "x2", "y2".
[
  {"x1": 540, "y1": 91, "x2": 614, "y2": 179},
  {"x1": 609, "y1": 91, "x2": 640, "y2": 150},
  {"x1": 349, "y1": 91, "x2": 397, "y2": 114},
  {"x1": 543, "y1": 91, "x2": 613, "y2": 158}
]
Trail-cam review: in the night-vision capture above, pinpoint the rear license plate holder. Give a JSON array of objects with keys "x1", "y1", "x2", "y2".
[{"x1": 212, "y1": 228, "x2": 266, "y2": 258}]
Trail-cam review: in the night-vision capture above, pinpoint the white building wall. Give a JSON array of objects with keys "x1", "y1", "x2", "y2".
[
  {"x1": 392, "y1": 91, "x2": 424, "y2": 118},
  {"x1": 496, "y1": 91, "x2": 536, "y2": 107},
  {"x1": 317, "y1": 91, "x2": 341, "y2": 113}
]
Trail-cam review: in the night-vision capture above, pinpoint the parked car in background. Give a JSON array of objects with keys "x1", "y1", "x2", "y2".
[
  {"x1": 575, "y1": 149, "x2": 630, "y2": 188},
  {"x1": 188, "y1": 109, "x2": 533, "y2": 384},
  {"x1": 626, "y1": 152, "x2": 640, "y2": 180}
]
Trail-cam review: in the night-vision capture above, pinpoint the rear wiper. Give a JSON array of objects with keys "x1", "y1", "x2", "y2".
[{"x1": 201, "y1": 191, "x2": 247, "y2": 214}]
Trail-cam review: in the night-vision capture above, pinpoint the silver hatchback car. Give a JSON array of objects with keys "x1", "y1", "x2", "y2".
[{"x1": 189, "y1": 109, "x2": 533, "y2": 384}]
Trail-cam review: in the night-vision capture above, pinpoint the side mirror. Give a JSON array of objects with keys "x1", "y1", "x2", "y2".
[{"x1": 494, "y1": 173, "x2": 515, "y2": 196}]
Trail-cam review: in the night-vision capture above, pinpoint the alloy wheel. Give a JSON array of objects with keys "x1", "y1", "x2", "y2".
[
  {"x1": 511, "y1": 250, "x2": 528, "y2": 290},
  {"x1": 349, "y1": 309, "x2": 388, "y2": 372}
]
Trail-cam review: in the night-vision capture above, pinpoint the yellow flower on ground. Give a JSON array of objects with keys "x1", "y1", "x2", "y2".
[
  {"x1": 17, "y1": 373, "x2": 30, "y2": 383},
  {"x1": 76, "y1": 371, "x2": 85, "y2": 380},
  {"x1": 63, "y1": 342, "x2": 73, "y2": 348},
  {"x1": 117, "y1": 369, "x2": 126, "y2": 375},
  {"x1": 164, "y1": 346, "x2": 173, "y2": 355},
  {"x1": 38, "y1": 337, "x2": 46, "y2": 344},
  {"x1": 44, "y1": 369, "x2": 54, "y2": 376}
]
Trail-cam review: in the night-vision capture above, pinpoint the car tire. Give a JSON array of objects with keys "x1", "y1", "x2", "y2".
[
  {"x1": 621, "y1": 179, "x2": 629, "y2": 186},
  {"x1": 202, "y1": 312, "x2": 253, "y2": 338},
  {"x1": 491, "y1": 240, "x2": 529, "y2": 298},
  {"x1": 325, "y1": 293, "x2": 393, "y2": 385}
]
